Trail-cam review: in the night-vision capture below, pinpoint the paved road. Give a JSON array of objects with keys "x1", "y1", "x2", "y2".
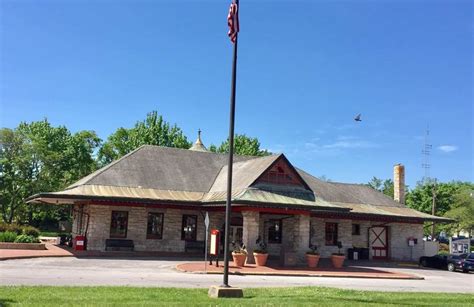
[{"x1": 0, "y1": 257, "x2": 473, "y2": 293}]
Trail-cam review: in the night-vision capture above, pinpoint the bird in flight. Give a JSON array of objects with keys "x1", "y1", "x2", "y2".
[{"x1": 354, "y1": 114, "x2": 362, "y2": 122}]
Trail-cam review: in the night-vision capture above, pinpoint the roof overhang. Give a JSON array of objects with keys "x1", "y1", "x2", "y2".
[
  {"x1": 25, "y1": 193, "x2": 202, "y2": 207},
  {"x1": 311, "y1": 207, "x2": 454, "y2": 223},
  {"x1": 202, "y1": 201, "x2": 350, "y2": 213}
]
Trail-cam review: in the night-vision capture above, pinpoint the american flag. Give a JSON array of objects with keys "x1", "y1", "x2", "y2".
[{"x1": 227, "y1": 0, "x2": 239, "y2": 43}]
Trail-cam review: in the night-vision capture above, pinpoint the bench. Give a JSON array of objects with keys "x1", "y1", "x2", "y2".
[
  {"x1": 105, "y1": 239, "x2": 134, "y2": 251},
  {"x1": 185, "y1": 240, "x2": 205, "y2": 253}
]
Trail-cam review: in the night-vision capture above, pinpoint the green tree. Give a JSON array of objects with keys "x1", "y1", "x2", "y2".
[
  {"x1": 406, "y1": 181, "x2": 460, "y2": 216},
  {"x1": 443, "y1": 185, "x2": 474, "y2": 236},
  {"x1": 0, "y1": 120, "x2": 100, "y2": 224},
  {"x1": 406, "y1": 181, "x2": 474, "y2": 236},
  {"x1": 98, "y1": 111, "x2": 191, "y2": 165},
  {"x1": 367, "y1": 177, "x2": 394, "y2": 198},
  {"x1": 209, "y1": 134, "x2": 270, "y2": 157}
]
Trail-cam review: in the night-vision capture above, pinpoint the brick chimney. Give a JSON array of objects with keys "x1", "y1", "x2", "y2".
[{"x1": 394, "y1": 164, "x2": 405, "y2": 204}]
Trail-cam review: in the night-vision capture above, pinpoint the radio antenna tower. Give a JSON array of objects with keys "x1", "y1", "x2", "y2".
[{"x1": 421, "y1": 125, "x2": 432, "y2": 183}]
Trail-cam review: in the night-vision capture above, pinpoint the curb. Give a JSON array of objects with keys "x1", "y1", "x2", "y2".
[
  {"x1": 175, "y1": 264, "x2": 424, "y2": 280},
  {"x1": 0, "y1": 254, "x2": 74, "y2": 261}
]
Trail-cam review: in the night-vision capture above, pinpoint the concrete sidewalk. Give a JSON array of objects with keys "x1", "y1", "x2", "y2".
[{"x1": 176, "y1": 262, "x2": 423, "y2": 280}]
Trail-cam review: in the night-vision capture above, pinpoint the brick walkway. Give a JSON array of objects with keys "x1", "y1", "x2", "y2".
[
  {"x1": 0, "y1": 244, "x2": 206, "y2": 261},
  {"x1": 176, "y1": 262, "x2": 423, "y2": 280},
  {"x1": 0, "y1": 244, "x2": 74, "y2": 260}
]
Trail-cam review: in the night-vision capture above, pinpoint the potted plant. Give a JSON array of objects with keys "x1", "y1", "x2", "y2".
[
  {"x1": 231, "y1": 242, "x2": 247, "y2": 267},
  {"x1": 253, "y1": 236, "x2": 268, "y2": 266},
  {"x1": 306, "y1": 244, "x2": 320, "y2": 268},
  {"x1": 331, "y1": 241, "x2": 345, "y2": 268}
]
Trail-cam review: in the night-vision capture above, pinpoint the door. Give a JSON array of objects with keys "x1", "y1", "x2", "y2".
[
  {"x1": 370, "y1": 226, "x2": 388, "y2": 259},
  {"x1": 229, "y1": 226, "x2": 243, "y2": 245}
]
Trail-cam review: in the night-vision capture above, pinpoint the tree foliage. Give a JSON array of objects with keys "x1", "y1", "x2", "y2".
[
  {"x1": 367, "y1": 177, "x2": 395, "y2": 198},
  {"x1": 443, "y1": 185, "x2": 474, "y2": 235},
  {"x1": 209, "y1": 134, "x2": 270, "y2": 157},
  {"x1": 98, "y1": 111, "x2": 191, "y2": 165},
  {"x1": 406, "y1": 181, "x2": 465, "y2": 216},
  {"x1": 406, "y1": 181, "x2": 474, "y2": 236},
  {"x1": 0, "y1": 120, "x2": 100, "y2": 224}
]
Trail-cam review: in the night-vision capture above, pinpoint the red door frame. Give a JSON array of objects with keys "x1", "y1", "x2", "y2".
[{"x1": 370, "y1": 226, "x2": 389, "y2": 260}]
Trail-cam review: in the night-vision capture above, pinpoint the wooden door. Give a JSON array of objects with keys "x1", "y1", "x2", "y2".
[{"x1": 370, "y1": 226, "x2": 388, "y2": 259}]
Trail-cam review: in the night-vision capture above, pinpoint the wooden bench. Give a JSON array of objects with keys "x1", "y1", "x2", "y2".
[
  {"x1": 184, "y1": 240, "x2": 205, "y2": 253},
  {"x1": 105, "y1": 239, "x2": 134, "y2": 251}
]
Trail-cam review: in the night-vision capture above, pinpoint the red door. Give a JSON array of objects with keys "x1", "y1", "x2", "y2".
[{"x1": 370, "y1": 226, "x2": 388, "y2": 259}]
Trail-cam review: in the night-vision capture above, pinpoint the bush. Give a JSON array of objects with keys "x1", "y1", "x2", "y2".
[
  {"x1": 22, "y1": 226, "x2": 40, "y2": 238},
  {"x1": 14, "y1": 234, "x2": 40, "y2": 243},
  {"x1": 0, "y1": 231, "x2": 18, "y2": 242},
  {"x1": 7, "y1": 224, "x2": 23, "y2": 235},
  {"x1": 0, "y1": 223, "x2": 9, "y2": 232}
]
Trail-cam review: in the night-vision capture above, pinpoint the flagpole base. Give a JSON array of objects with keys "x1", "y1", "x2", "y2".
[{"x1": 208, "y1": 285, "x2": 243, "y2": 298}]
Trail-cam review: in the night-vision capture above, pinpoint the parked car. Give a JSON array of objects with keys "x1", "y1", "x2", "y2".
[
  {"x1": 447, "y1": 253, "x2": 474, "y2": 273},
  {"x1": 419, "y1": 254, "x2": 449, "y2": 269},
  {"x1": 419, "y1": 253, "x2": 474, "y2": 273}
]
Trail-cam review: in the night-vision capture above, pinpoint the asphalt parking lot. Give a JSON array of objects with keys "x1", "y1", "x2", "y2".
[{"x1": 0, "y1": 257, "x2": 472, "y2": 293}]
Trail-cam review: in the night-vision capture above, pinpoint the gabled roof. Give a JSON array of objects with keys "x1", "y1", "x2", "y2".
[
  {"x1": 208, "y1": 154, "x2": 281, "y2": 193},
  {"x1": 297, "y1": 168, "x2": 403, "y2": 207},
  {"x1": 296, "y1": 168, "x2": 451, "y2": 222},
  {"x1": 27, "y1": 145, "x2": 451, "y2": 222},
  {"x1": 69, "y1": 145, "x2": 253, "y2": 193}
]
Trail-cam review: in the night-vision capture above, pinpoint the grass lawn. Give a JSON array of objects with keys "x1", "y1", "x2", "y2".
[{"x1": 0, "y1": 286, "x2": 472, "y2": 306}]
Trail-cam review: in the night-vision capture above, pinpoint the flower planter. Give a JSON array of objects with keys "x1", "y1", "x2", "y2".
[
  {"x1": 331, "y1": 254, "x2": 345, "y2": 268},
  {"x1": 0, "y1": 242, "x2": 46, "y2": 250},
  {"x1": 253, "y1": 252, "x2": 269, "y2": 266},
  {"x1": 232, "y1": 253, "x2": 247, "y2": 267},
  {"x1": 305, "y1": 254, "x2": 320, "y2": 268}
]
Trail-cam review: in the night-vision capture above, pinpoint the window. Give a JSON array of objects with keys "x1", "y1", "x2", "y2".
[
  {"x1": 147, "y1": 212, "x2": 164, "y2": 239},
  {"x1": 181, "y1": 215, "x2": 197, "y2": 241},
  {"x1": 268, "y1": 219, "x2": 282, "y2": 244},
  {"x1": 325, "y1": 222, "x2": 338, "y2": 245},
  {"x1": 110, "y1": 211, "x2": 128, "y2": 238},
  {"x1": 352, "y1": 224, "x2": 361, "y2": 236}
]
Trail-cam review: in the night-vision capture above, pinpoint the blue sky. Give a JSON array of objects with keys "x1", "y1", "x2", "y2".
[{"x1": 1, "y1": 0, "x2": 472, "y2": 188}]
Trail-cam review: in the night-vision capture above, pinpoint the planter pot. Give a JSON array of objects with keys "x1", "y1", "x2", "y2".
[
  {"x1": 305, "y1": 254, "x2": 320, "y2": 268},
  {"x1": 331, "y1": 254, "x2": 345, "y2": 268},
  {"x1": 253, "y1": 252, "x2": 269, "y2": 266},
  {"x1": 232, "y1": 253, "x2": 247, "y2": 267}
]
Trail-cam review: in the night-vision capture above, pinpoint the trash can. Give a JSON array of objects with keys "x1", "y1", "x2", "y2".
[
  {"x1": 73, "y1": 235, "x2": 86, "y2": 251},
  {"x1": 353, "y1": 251, "x2": 359, "y2": 260}
]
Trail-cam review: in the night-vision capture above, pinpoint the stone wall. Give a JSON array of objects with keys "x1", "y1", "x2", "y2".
[
  {"x1": 309, "y1": 217, "x2": 352, "y2": 258},
  {"x1": 389, "y1": 223, "x2": 424, "y2": 261},
  {"x1": 81, "y1": 204, "x2": 209, "y2": 252},
  {"x1": 351, "y1": 220, "x2": 371, "y2": 248},
  {"x1": 75, "y1": 203, "x2": 425, "y2": 261},
  {"x1": 309, "y1": 218, "x2": 424, "y2": 261},
  {"x1": 258, "y1": 214, "x2": 296, "y2": 257}
]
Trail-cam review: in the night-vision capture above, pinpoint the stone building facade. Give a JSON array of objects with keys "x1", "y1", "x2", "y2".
[
  {"x1": 73, "y1": 203, "x2": 426, "y2": 262},
  {"x1": 32, "y1": 144, "x2": 448, "y2": 263}
]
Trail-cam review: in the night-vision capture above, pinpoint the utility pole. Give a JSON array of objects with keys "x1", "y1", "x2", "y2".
[{"x1": 431, "y1": 182, "x2": 437, "y2": 239}]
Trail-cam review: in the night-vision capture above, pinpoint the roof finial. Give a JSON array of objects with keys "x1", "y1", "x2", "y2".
[
  {"x1": 189, "y1": 129, "x2": 208, "y2": 152},
  {"x1": 197, "y1": 128, "x2": 202, "y2": 143}
]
